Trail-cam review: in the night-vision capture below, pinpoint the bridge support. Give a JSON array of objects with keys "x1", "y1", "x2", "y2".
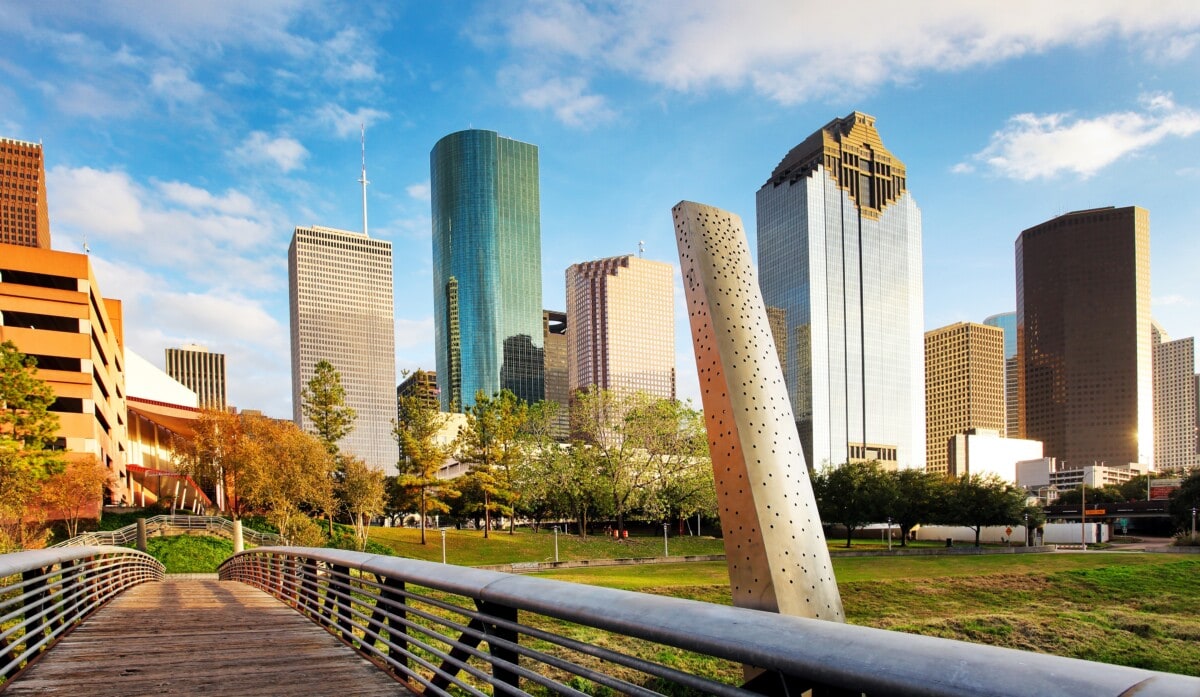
[{"x1": 136, "y1": 518, "x2": 147, "y2": 552}]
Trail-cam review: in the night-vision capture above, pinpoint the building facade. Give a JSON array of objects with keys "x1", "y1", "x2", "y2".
[
  {"x1": 1016, "y1": 206, "x2": 1153, "y2": 468},
  {"x1": 165, "y1": 344, "x2": 227, "y2": 410},
  {"x1": 0, "y1": 244, "x2": 129, "y2": 503},
  {"x1": 566, "y1": 255, "x2": 675, "y2": 401},
  {"x1": 983, "y1": 311, "x2": 1019, "y2": 438},
  {"x1": 925, "y1": 322, "x2": 1006, "y2": 475},
  {"x1": 430, "y1": 129, "x2": 543, "y2": 410},
  {"x1": 947, "y1": 429, "x2": 1043, "y2": 482},
  {"x1": 1152, "y1": 323, "x2": 1197, "y2": 471},
  {"x1": 1, "y1": 137, "x2": 50, "y2": 249},
  {"x1": 543, "y1": 310, "x2": 569, "y2": 438},
  {"x1": 289, "y1": 225, "x2": 397, "y2": 475},
  {"x1": 757, "y1": 112, "x2": 925, "y2": 470}
]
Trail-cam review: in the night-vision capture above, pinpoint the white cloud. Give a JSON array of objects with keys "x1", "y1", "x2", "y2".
[
  {"x1": 962, "y1": 93, "x2": 1200, "y2": 180},
  {"x1": 149, "y1": 65, "x2": 204, "y2": 103},
  {"x1": 49, "y1": 167, "x2": 146, "y2": 235},
  {"x1": 313, "y1": 103, "x2": 389, "y2": 138},
  {"x1": 395, "y1": 317, "x2": 434, "y2": 350},
  {"x1": 54, "y1": 82, "x2": 130, "y2": 118},
  {"x1": 156, "y1": 181, "x2": 257, "y2": 216},
  {"x1": 1153, "y1": 294, "x2": 1190, "y2": 307},
  {"x1": 479, "y1": 2, "x2": 1200, "y2": 107},
  {"x1": 950, "y1": 163, "x2": 975, "y2": 175},
  {"x1": 406, "y1": 182, "x2": 430, "y2": 201},
  {"x1": 501, "y1": 69, "x2": 617, "y2": 127},
  {"x1": 232, "y1": 131, "x2": 309, "y2": 172}
]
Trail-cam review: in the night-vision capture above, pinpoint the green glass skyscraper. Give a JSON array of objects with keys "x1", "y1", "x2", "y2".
[{"x1": 431, "y1": 129, "x2": 543, "y2": 410}]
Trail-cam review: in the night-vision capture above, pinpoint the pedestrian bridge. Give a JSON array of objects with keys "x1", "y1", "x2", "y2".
[{"x1": 3, "y1": 546, "x2": 1198, "y2": 696}]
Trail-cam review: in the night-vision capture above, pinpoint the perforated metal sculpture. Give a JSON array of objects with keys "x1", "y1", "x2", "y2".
[{"x1": 673, "y1": 200, "x2": 843, "y2": 622}]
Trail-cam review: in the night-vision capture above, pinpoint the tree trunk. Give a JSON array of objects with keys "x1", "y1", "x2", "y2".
[
  {"x1": 899, "y1": 524, "x2": 911, "y2": 547},
  {"x1": 483, "y1": 490, "x2": 491, "y2": 539},
  {"x1": 974, "y1": 526, "x2": 982, "y2": 547},
  {"x1": 845, "y1": 524, "x2": 853, "y2": 548}
]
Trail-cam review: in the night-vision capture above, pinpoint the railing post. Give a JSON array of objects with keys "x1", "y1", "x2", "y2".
[
  {"x1": 478, "y1": 600, "x2": 520, "y2": 690},
  {"x1": 300, "y1": 558, "x2": 319, "y2": 617},
  {"x1": 330, "y1": 564, "x2": 352, "y2": 641},
  {"x1": 136, "y1": 518, "x2": 148, "y2": 552},
  {"x1": 232, "y1": 519, "x2": 244, "y2": 554},
  {"x1": 366, "y1": 574, "x2": 407, "y2": 672}
]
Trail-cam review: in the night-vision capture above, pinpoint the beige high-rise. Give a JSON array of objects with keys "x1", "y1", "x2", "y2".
[
  {"x1": 166, "y1": 345, "x2": 227, "y2": 410},
  {"x1": 925, "y1": 322, "x2": 1005, "y2": 475},
  {"x1": 566, "y1": 255, "x2": 675, "y2": 400},
  {"x1": 1152, "y1": 322, "x2": 1197, "y2": 471},
  {"x1": 1017, "y1": 206, "x2": 1153, "y2": 467}
]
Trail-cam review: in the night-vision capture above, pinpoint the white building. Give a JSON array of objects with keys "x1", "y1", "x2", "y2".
[
  {"x1": 1152, "y1": 322, "x2": 1198, "y2": 471},
  {"x1": 289, "y1": 225, "x2": 397, "y2": 475},
  {"x1": 947, "y1": 429, "x2": 1042, "y2": 482},
  {"x1": 1016, "y1": 457, "x2": 1150, "y2": 503}
]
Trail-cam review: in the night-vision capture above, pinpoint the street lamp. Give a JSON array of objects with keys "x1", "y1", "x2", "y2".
[
  {"x1": 1024, "y1": 513, "x2": 1029, "y2": 547},
  {"x1": 553, "y1": 525, "x2": 560, "y2": 562},
  {"x1": 1192, "y1": 507, "x2": 1197, "y2": 544},
  {"x1": 663, "y1": 523, "x2": 670, "y2": 558},
  {"x1": 440, "y1": 528, "x2": 447, "y2": 564},
  {"x1": 886, "y1": 517, "x2": 892, "y2": 551}
]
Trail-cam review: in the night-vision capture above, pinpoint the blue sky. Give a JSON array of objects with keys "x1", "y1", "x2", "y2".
[{"x1": 3, "y1": 1, "x2": 1199, "y2": 418}]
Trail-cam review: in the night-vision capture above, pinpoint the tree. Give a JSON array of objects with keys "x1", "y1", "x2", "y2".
[
  {"x1": 813, "y1": 461, "x2": 895, "y2": 548},
  {"x1": 941, "y1": 474, "x2": 1027, "y2": 547},
  {"x1": 454, "y1": 390, "x2": 526, "y2": 538},
  {"x1": 0, "y1": 341, "x2": 65, "y2": 549},
  {"x1": 38, "y1": 457, "x2": 112, "y2": 538},
  {"x1": 340, "y1": 456, "x2": 385, "y2": 551},
  {"x1": 235, "y1": 415, "x2": 337, "y2": 541},
  {"x1": 890, "y1": 468, "x2": 947, "y2": 547},
  {"x1": 173, "y1": 409, "x2": 246, "y2": 517},
  {"x1": 394, "y1": 372, "x2": 459, "y2": 543},
  {"x1": 1167, "y1": 470, "x2": 1200, "y2": 537},
  {"x1": 1054, "y1": 485, "x2": 1124, "y2": 506},
  {"x1": 634, "y1": 401, "x2": 713, "y2": 529},
  {"x1": 302, "y1": 359, "x2": 356, "y2": 456}
]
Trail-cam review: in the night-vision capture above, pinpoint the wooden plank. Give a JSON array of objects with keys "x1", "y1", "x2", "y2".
[{"x1": 5, "y1": 579, "x2": 413, "y2": 696}]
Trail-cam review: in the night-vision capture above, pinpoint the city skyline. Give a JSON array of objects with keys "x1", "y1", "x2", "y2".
[{"x1": 4, "y1": 3, "x2": 1200, "y2": 418}]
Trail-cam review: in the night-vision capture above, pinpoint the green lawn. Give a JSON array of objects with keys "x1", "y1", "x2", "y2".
[
  {"x1": 535, "y1": 554, "x2": 1200, "y2": 677},
  {"x1": 137, "y1": 535, "x2": 234, "y2": 573}
]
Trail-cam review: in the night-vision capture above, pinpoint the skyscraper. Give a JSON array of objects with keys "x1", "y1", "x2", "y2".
[
  {"x1": 289, "y1": 225, "x2": 396, "y2": 474},
  {"x1": 757, "y1": 111, "x2": 925, "y2": 471},
  {"x1": 1152, "y1": 322, "x2": 1197, "y2": 471},
  {"x1": 543, "y1": 310, "x2": 570, "y2": 438},
  {"x1": 924, "y1": 322, "x2": 1005, "y2": 475},
  {"x1": 1, "y1": 137, "x2": 51, "y2": 248},
  {"x1": 1016, "y1": 206, "x2": 1153, "y2": 468},
  {"x1": 430, "y1": 129, "x2": 543, "y2": 410},
  {"x1": 165, "y1": 344, "x2": 227, "y2": 410},
  {"x1": 566, "y1": 255, "x2": 676, "y2": 402},
  {"x1": 983, "y1": 311, "x2": 1019, "y2": 438}
]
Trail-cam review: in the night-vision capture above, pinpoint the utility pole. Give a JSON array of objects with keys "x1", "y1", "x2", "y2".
[{"x1": 1080, "y1": 480, "x2": 1087, "y2": 551}]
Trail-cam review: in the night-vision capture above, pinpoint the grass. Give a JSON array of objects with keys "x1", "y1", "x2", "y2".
[
  {"x1": 535, "y1": 553, "x2": 1200, "y2": 677},
  {"x1": 137, "y1": 535, "x2": 234, "y2": 573},
  {"x1": 367, "y1": 526, "x2": 726, "y2": 565}
]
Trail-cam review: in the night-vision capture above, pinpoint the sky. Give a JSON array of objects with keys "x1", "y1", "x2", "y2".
[{"x1": 3, "y1": 1, "x2": 1199, "y2": 419}]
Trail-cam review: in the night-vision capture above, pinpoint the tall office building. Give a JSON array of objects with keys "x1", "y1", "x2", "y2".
[
  {"x1": 1152, "y1": 322, "x2": 1197, "y2": 471},
  {"x1": 430, "y1": 129, "x2": 543, "y2": 410},
  {"x1": 566, "y1": 255, "x2": 675, "y2": 401},
  {"x1": 983, "y1": 311, "x2": 1019, "y2": 437},
  {"x1": 543, "y1": 310, "x2": 570, "y2": 438},
  {"x1": 925, "y1": 322, "x2": 1006, "y2": 475},
  {"x1": 1, "y1": 137, "x2": 51, "y2": 248},
  {"x1": 289, "y1": 225, "x2": 397, "y2": 475},
  {"x1": 165, "y1": 344, "x2": 227, "y2": 410},
  {"x1": 757, "y1": 112, "x2": 925, "y2": 470},
  {"x1": 1016, "y1": 206, "x2": 1153, "y2": 468}
]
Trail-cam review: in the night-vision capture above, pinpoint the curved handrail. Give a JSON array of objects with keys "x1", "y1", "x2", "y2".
[
  {"x1": 1, "y1": 546, "x2": 164, "y2": 681},
  {"x1": 51, "y1": 515, "x2": 283, "y2": 548},
  {"x1": 220, "y1": 547, "x2": 1200, "y2": 697}
]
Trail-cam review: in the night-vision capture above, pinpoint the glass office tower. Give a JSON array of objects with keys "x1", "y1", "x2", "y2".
[
  {"x1": 430, "y1": 130, "x2": 543, "y2": 410},
  {"x1": 984, "y1": 311, "x2": 1019, "y2": 437},
  {"x1": 757, "y1": 112, "x2": 925, "y2": 471}
]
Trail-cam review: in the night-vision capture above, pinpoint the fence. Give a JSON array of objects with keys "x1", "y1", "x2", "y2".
[
  {"x1": 51, "y1": 515, "x2": 283, "y2": 548},
  {"x1": 219, "y1": 547, "x2": 1200, "y2": 696},
  {"x1": 1, "y1": 546, "x2": 163, "y2": 681}
]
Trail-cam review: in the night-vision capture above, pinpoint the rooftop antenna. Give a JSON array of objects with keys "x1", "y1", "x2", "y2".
[
  {"x1": 83, "y1": 233, "x2": 90, "y2": 255},
  {"x1": 638, "y1": 240, "x2": 645, "y2": 258},
  {"x1": 358, "y1": 123, "x2": 369, "y2": 236}
]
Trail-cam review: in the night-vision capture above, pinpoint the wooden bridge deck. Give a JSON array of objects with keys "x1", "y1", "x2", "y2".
[{"x1": 6, "y1": 578, "x2": 412, "y2": 696}]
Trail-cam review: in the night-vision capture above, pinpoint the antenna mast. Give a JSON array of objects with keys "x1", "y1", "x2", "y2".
[
  {"x1": 638, "y1": 240, "x2": 645, "y2": 258},
  {"x1": 358, "y1": 123, "x2": 369, "y2": 236}
]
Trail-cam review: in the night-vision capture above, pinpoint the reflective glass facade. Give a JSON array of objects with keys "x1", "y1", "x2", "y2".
[
  {"x1": 431, "y1": 130, "x2": 543, "y2": 410},
  {"x1": 757, "y1": 112, "x2": 925, "y2": 470},
  {"x1": 983, "y1": 311, "x2": 1018, "y2": 436}
]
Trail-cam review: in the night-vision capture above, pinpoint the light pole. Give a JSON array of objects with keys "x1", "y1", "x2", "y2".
[
  {"x1": 663, "y1": 523, "x2": 669, "y2": 558},
  {"x1": 1192, "y1": 507, "x2": 1197, "y2": 544},
  {"x1": 440, "y1": 528, "x2": 447, "y2": 564},
  {"x1": 1080, "y1": 481, "x2": 1087, "y2": 551},
  {"x1": 886, "y1": 517, "x2": 892, "y2": 551},
  {"x1": 553, "y1": 525, "x2": 559, "y2": 562},
  {"x1": 1024, "y1": 513, "x2": 1029, "y2": 547}
]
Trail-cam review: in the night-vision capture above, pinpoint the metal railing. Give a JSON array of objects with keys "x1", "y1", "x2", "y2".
[
  {"x1": 219, "y1": 547, "x2": 1200, "y2": 696},
  {"x1": 51, "y1": 515, "x2": 283, "y2": 548},
  {"x1": 1, "y1": 546, "x2": 164, "y2": 681}
]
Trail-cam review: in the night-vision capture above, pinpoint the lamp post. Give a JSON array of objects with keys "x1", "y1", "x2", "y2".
[
  {"x1": 440, "y1": 528, "x2": 447, "y2": 564},
  {"x1": 1192, "y1": 507, "x2": 1197, "y2": 544},
  {"x1": 1024, "y1": 513, "x2": 1029, "y2": 547},
  {"x1": 1080, "y1": 481, "x2": 1087, "y2": 551},
  {"x1": 553, "y1": 525, "x2": 559, "y2": 562},
  {"x1": 663, "y1": 523, "x2": 669, "y2": 558},
  {"x1": 886, "y1": 517, "x2": 892, "y2": 551}
]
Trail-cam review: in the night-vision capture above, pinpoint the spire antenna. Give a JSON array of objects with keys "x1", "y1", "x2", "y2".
[{"x1": 358, "y1": 123, "x2": 369, "y2": 236}]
